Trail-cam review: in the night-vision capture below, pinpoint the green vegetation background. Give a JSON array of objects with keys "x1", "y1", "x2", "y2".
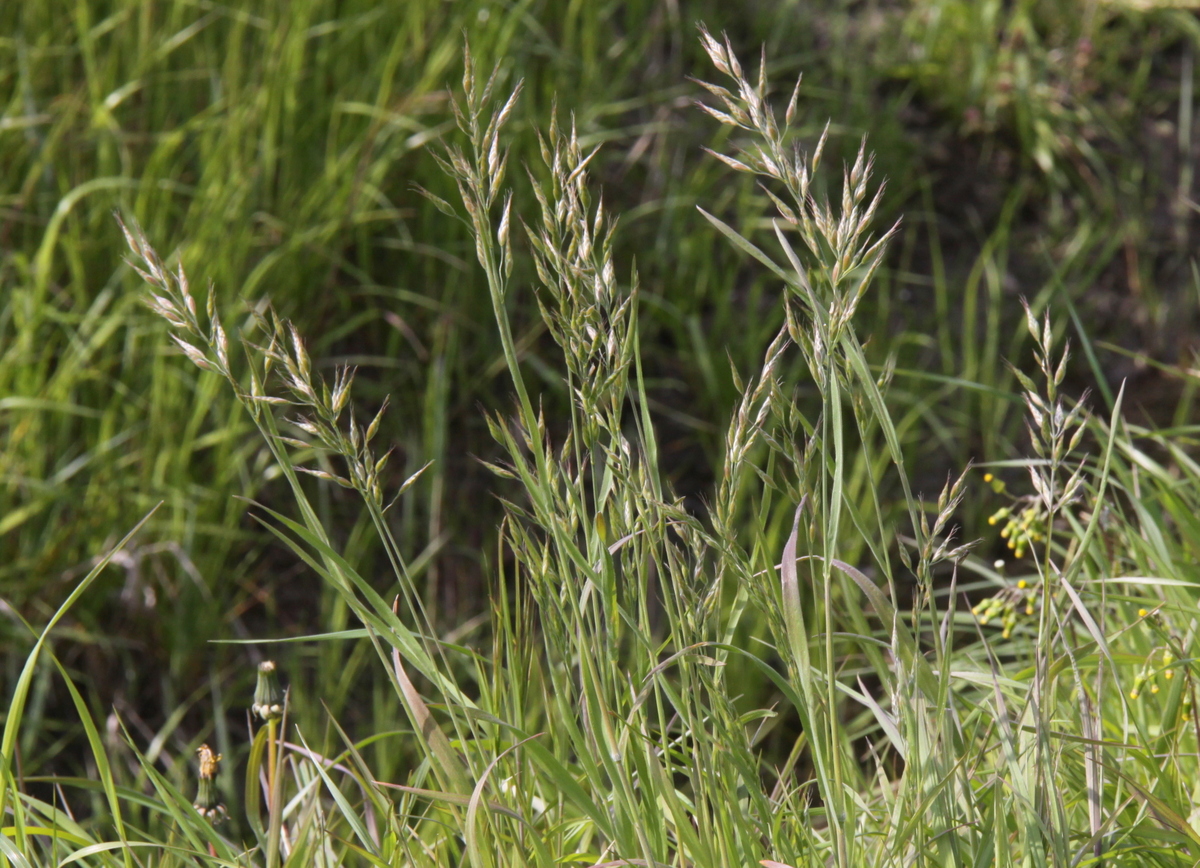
[{"x1": 4, "y1": 0, "x2": 1200, "y2": 835}]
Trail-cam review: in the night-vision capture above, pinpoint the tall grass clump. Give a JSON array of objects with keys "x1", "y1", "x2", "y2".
[
  {"x1": 9, "y1": 26, "x2": 1200, "y2": 868},
  {"x1": 3, "y1": 1, "x2": 817, "y2": 761}
]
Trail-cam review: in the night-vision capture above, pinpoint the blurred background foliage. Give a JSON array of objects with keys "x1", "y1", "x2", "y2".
[{"x1": 3, "y1": 0, "x2": 1200, "y2": 795}]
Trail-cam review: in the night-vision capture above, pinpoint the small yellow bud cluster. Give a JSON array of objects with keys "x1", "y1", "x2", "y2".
[
  {"x1": 971, "y1": 580, "x2": 1038, "y2": 639},
  {"x1": 982, "y1": 472, "x2": 1007, "y2": 494},
  {"x1": 988, "y1": 505, "x2": 1045, "y2": 559},
  {"x1": 1127, "y1": 609, "x2": 1194, "y2": 724},
  {"x1": 1129, "y1": 648, "x2": 1178, "y2": 701}
]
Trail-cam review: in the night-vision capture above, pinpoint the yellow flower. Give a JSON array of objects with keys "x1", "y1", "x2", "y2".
[{"x1": 197, "y1": 744, "x2": 222, "y2": 780}]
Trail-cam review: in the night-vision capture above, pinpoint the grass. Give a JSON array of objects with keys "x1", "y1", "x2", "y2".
[{"x1": 6, "y1": 1, "x2": 1200, "y2": 866}]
